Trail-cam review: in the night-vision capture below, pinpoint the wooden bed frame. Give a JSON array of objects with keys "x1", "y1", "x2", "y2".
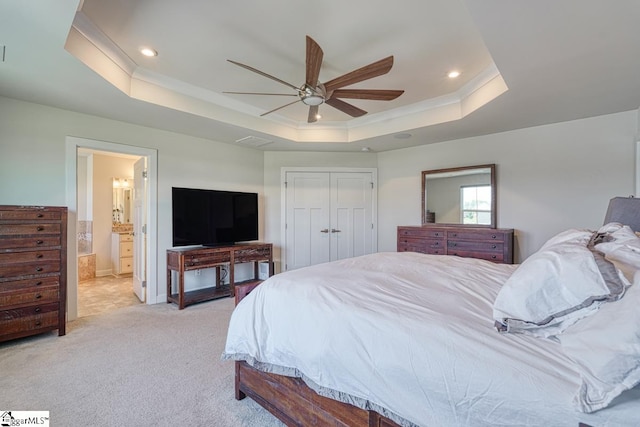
[
  {"x1": 233, "y1": 281, "x2": 401, "y2": 427},
  {"x1": 235, "y1": 361, "x2": 400, "y2": 427}
]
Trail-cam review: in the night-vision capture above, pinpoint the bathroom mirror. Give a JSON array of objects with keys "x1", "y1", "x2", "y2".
[
  {"x1": 112, "y1": 177, "x2": 133, "y2": 224},
  {"x1": 421, "y1": 164, "x2": 496, "y2": 228}
]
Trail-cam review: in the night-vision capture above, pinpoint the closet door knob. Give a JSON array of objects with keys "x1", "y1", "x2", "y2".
[
  {"x1": 331, "y1": 229, "x2": 341, "y2": 233},
  {"x1": 320, "y1": 229, "x2": 329, "y2": 233}
]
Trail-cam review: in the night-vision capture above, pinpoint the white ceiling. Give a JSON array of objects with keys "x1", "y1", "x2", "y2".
[{"x1": 1, "y1": 0, "x2": 639, "y2": 152}]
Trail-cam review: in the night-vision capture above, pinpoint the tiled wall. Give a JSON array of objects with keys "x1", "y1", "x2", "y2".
[{"x1": 77, "y1": 220, "x2": 93, "y2": 254}]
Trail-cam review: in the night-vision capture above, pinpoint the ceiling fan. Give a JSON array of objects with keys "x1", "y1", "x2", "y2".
[{"x1": 225, "y1": 36, "x2": 404, "y2": 123}]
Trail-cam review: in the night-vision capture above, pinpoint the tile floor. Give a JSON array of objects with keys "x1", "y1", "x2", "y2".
[{"x1": 78, "y1": 275, "x2": 142, "y2": 317}]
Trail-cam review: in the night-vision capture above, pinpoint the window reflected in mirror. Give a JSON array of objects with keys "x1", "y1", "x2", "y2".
[{"x1": 422, "y1": 164, "x2": 496, "y2": 228}]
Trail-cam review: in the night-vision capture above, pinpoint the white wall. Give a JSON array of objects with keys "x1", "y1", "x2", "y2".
[
  {"x1": 0, "y1": 96, "x2": 264, "y2": 318},
  {"x1": 378, "y1": 111, "x2": 638, "y2": 261}
]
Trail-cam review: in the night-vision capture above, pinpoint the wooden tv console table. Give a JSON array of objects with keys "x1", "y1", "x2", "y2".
[{"x1": 166, "y1": 242, "x2": 273, "y2": 309}]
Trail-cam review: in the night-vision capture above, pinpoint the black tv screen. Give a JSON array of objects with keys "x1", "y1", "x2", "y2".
[{"x1": 172, "y1": 187, "x2": 258, "y2": 247}]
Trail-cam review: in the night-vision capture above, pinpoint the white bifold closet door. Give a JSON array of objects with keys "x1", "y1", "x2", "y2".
[{"x1": 284, "y1": 171, "x2": 375, "y2": 271}]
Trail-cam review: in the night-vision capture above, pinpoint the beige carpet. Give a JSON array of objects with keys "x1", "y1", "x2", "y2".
[{"x1": 0, "y1": 298, "x2": 284, "y2": 427}]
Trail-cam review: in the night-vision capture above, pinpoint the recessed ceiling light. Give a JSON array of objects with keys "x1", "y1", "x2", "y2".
[
  {"x1": 140, "y1": 47, "x2": 158, "y2": 57},
  {"x1": 361, "y1": 147, "x2": 371, "y2": 152},
  {"x1": 394, "y1": 133, "x2": 412, "y2": 139},
  {"x1": 448, "y1": 70, "x2": 461, "y2": 79}
]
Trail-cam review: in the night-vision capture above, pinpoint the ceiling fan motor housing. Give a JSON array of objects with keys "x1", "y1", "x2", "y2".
[{"x1": 300, "y1": 84, "x2": 325, "y2": 105}]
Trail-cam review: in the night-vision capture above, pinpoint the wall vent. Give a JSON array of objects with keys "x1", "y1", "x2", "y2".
[{"x1": 235, "y1": 136, "x2": 273, "y2": 148}]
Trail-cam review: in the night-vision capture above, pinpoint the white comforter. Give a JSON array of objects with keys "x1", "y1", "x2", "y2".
[{"x1": 223, "y1": 252, "x2": 640, "y2": 426}]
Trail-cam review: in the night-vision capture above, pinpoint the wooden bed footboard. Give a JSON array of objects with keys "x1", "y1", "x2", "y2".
[{"x1": 235, "y1": 361, "x2": 401, "y2": 427}]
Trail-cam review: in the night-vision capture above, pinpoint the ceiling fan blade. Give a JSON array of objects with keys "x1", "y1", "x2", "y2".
[
  {"x1": 307, "y1": 105, "x2": 319, "y2": 123},
  {"x1": 259, "y1": 99, "x2": 301, "y2": 117},
  {"x1": 227, "y1": 59, "x2": 300, "y2": 92},
  {"x1": 330, "y1": 89, "x2": 404, "y2": 101},
  {"x1": 305, "y1": 36, "x2": 324, "y2": 88},
  {"x1": 325, "y1": 98, "x2": 367, "y2": 118},
  {"x1": 323, "y1": 56, "x2": 394, "y2": 93},
  {"x1": 224, "y1": 91, "x2": 297, "y2": 97}
]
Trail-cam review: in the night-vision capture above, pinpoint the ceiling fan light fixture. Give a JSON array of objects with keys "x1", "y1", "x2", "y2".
[{"x1": 302, "y1": 95, "x2": 324, "y2": 106}]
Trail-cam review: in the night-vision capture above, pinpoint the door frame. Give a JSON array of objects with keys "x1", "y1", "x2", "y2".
[
  {"x1": 280, "y1": 167, "x2": 377, "y2": 272},
  {"x1": 65, "y1": 136, "x2": 158, "y2": 321}
]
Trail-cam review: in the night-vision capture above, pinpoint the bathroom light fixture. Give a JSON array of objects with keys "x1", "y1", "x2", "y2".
[
  {"x1": 448, "y1": 70, "x2": 461, "y2": 78},
  {"x1": 140, "y1": 47, "x2": 158, "y2": 57}
]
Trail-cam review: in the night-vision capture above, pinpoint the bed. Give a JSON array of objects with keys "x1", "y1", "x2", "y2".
[{"x1": 222, "y1": 197, "x2": 640, "y2": 426}]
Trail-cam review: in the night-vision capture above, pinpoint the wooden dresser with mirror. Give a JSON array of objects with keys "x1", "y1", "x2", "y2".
[{"x1": 399, "y1": 164, "x2": 514, "y2": 264}]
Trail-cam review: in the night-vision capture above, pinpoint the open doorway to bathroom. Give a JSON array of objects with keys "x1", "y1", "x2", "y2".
[
  {"x1": 67, "y1": 136, "x2": 158, "y2": 322},
  {"x1": 76, "y1": 149, "x2": 143, "y2": 317}
]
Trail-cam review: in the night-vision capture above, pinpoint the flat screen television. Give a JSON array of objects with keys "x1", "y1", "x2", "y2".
[{"x1": 172, "y1": 187, "x2": 258, "y2": 247}]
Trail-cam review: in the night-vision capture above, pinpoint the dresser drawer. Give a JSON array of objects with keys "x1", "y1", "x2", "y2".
[
  {"x1": 119, "y1": 233, "x2": 134, "y2": 243},
  {"x1": 0, "y1": 276, "x2": 60, "y2": 292},
  {"x1": 0, "y1": 235, "x2": 61, "y2": 251},
  {"x1": 0, "y1": 261, "x2": 60, "y2": 279},
  {"x1": 0, "y1": 210, "x2": 62, "y2": 221},
  {"x1": 235, "y1": 247, "x2": 271, "y2": 263},
  {"x1": 447, "y1": 240, "x2": 503, "y2": 252},
  {"x1": 120, "y1": 257, "x2": 133, "y2": 274},
  {"x1": 0, "y1": 285, "x2": 59, "y2": 306},
  {"x1": 448, "y1": 250, "x2": 504, "y2": 262},
  {"x1": 0, "y1": 303, "x2": 60, "y2": 338},
  {"x1": 398, "y1": 227, "x2": 446, "y2": 239},
  {"x1": 184, "y1": 252, "x2": 231, "y2": 268},
  {"x1": 120, "y1": 241, "x2": 133, "y2": 257},
  {"x1": 0, "y1": 223, "x2": 61, "y2": 236},
  {"x1": 447, "y1": 230, "x2": 506, "y2": 242},
  {"x1": 0, "y1": 249, "x2": 60, "y2": 264}
]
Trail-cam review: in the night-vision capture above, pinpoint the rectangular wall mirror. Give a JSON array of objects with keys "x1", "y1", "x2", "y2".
[
  {"x1": 422, "y1": 164, "x2": 496, "y2": 228},
  {"x1": 112, "y1": 177, "x2": 133, "y2": 224}
]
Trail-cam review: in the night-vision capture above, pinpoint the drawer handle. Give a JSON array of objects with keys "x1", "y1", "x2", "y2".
[
  {"x1": 452, "y1": 233, "x2": 457, "y2": 237},
  {"x1": 36, "y1": 240, "x2": 44, "y2": 245},
  {"x1": 37, "y1": 226, "x2": 44, "y2": 231},
  {"x1": 35, "y1": 281, "x2": 43, "y2": 286},
  {"x1": 492, "y1": 245, "x2": 497, "y2": 249},
  {"x1": 36, "y1": 267, "x2": 43, "y2": 272},
  {"x1": 452, "y1": 243, "x2": 457, "y2": 247},
  {"x1": 37, "y1": 213, "x2": 44, "y2": 218},
  {"x1": 37, "y1": 253, "x2": 44, "y2": 259},
  {"x1": 434, "y1": 233, "x2": 440, "y2": 237},
  {"x1": 492, "y1": 255, "x2": 497, "y2": 259},
  {"x1": 35, "y1": 321, "x2": 42, "y2": 326},
  {"x1": 492, "y1": 235, "x2": 497, "y2": 239},
  {"x1": 34, "y1": 307, "x2": 41, "y2": 313},
  {"x1": 35, "y1": 294, "x2": 42, "y2": 299}
]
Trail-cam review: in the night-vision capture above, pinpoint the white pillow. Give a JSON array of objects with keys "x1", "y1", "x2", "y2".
[
  {"x1": 493, "y1": 228, "x2": 625, "y2": 337},
  {"x1": 558, "y1": 277, "x2": 640, "y2": 413},
  {"x1": 594, "y1": 224, "x2": 640, "y2": 284}
]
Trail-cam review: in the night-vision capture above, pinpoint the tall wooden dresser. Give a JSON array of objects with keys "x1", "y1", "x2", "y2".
[
  {"x1": 0, "y1": 205, "x2": 68, "y2": 342},
  {"x1": 397, "y1": 225, "x2": 514, "y2": 264}
]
